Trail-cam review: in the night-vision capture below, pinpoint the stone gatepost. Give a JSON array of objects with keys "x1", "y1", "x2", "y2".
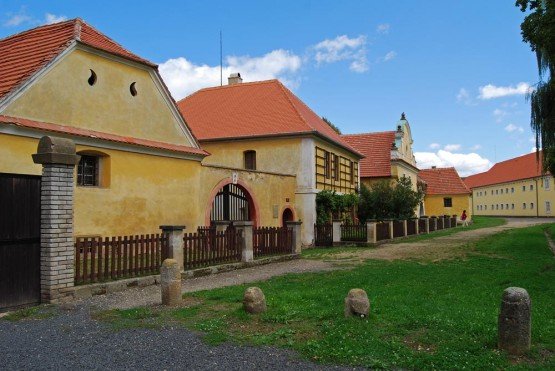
[
  {"x1": 32, "y1": 136, "x2": 80, "y2": 303},
  {"x1": 159, "y1": 225, "x2": 185, "y2": 271},
  {"x1": 402, "y1": 220, "x2": 408, "y2": 237},
  {"x1": 366, "y1": 220, "x2": 377, "y2": 244},
  {"x1": 213, "y1": 220, "x2": 231, "y2": 233},
  {"x1": 414, "y1": 219, "x2": 420, "y2": 234},
  {"x1": 498, "y1": 287, "x2": 531, "y2": 355},
  {"x1": 161, "y1": 259, "x2": 181, "y2": 306},
  {"x1": 332, "y1": 220, "x2": 342, "y2": 245},
  {"x1": 286, "y1": 221, "x2": 302, "y2": 254},
  {"x1": 387, "y1": 220, "x2": 394, "y2": 239},
  {"x1": 234, "y1": 221, "x2": 253, "y2": 262},
  {"x1": 423, "y1": 217, "x2": 430, "y2": 233}
]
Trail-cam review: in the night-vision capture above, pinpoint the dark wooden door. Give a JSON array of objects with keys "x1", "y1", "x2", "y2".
[{"x1": 0, "y1": 173, "x2": 41, "y2": 311}]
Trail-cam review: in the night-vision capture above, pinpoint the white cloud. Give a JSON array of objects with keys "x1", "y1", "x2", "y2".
[
  {"x1": 493, "y1": 108, "x2": 507, "y2": 122},
  {"x1": 504, "y1": 123, "x2": 524, "y2": 133},
  {"x1": 429, "y1": 143, "x2": 441, "y2": 150},
  {"x1": 376, "y1": 23, "x2": 390, "y2": 34},
  {"x1": 456, "y1": 88, "x2": 475, "y2": 105},
  {"x1": 444, "y1": 144, "x2": 461, "y2": 152},
  {"x1": 3, "y1": 7, "x2": 32, "y2": 26},
  {"x1": 159, "y1": 49, "x2": 302, "y2": 100},
  {"x1": 44, "y1": 13, "x2": 67, "y2": 24},
  {"x1": 416, "y1": 150, "x2": 493, "y2": 177},
  {"x1": 469, "y1": 144, "x2": 482, "y2": 151},
  {"x1": 383, "y1": 51, "x2": 397, "y2": 62},
  {"x1": 478, "y1": 82, "x2": 533, "y2": 100},
  {"x1": 313, "y1": 35, "x2": 368, "y2": 73}
]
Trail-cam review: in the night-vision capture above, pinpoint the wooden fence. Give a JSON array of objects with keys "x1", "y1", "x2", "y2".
[
  {"x1": 75, "y1": 234, "x2": 167, "y2": 285},
  {"x1": 429, "y1": 218, "x2": 437, "y2": 232},
  {"x1": 314, "y1": 224, "x2": 333, "y2": 246},
  {"x1": 418, "y1": 218, "x2": 426, "y2": 232},
  {"x1": 392, "y1": 220, "x2": 405, "y2": 238},
  {"x1": 253, "y1": 226, "x2": 293, "y2": 258},
  {"x1": 184, "y1": 227, "x2": 242, "y2": 270},
  {"x1": 340, "y1": 223, "x2": 367, "y2": 242},
  {"x1": 407, "y1": 219, "x2": 417, "y2": 235},
  {"x1": 376, "y1": 222, "x2": 391, "y2": 241}
]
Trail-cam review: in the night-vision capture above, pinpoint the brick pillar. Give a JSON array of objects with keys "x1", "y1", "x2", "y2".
[
  {"x1": 32, "y1": 136, "x2": 80, "y2": 303},
  {"x1": 286, "y1": 221, "x2": 302, "y2": 254},
  {"x1": 160, "y1": 225, "x2": 185, "y2": 271},
  {"x1": 234, "y1": 221, "x2": 253, "y2": 262},
  {"x1": 366, "y1": 220, "x2": 377, "y2": 244},
  {"x1": 332, "y1": 220, "x2": 342, "y2": 245}
]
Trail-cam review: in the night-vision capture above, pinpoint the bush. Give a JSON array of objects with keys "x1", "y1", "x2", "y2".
[{"x1": 316, "y1": 190, "x2": 358, "y2": 224}]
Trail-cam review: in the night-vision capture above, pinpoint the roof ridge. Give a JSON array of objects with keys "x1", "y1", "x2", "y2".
[
  {"x1": 73, "y1": 18, "x2": 82, "y2": 41},
  {"x1": 179, "y1": 79, "x2": 280, "y2": 102},
  {"x1": 274, "y1": 80, "x2": 314, "y2": 132},
  {"x1": 0, "y1": 18, "x2": 76, "y2": 43},
  {"x1": 342, "y1": 130, "x2": 396, "y2": 137}
]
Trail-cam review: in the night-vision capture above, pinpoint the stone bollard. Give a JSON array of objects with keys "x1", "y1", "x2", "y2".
[
  {"x1": 243, "y1": 287, "x2": 267, "y2": 314},
  {"x1": 366, "y1": 220, "x2": 377, "y2": 244},
  {"x1": 286, "y1": 221, "x2": 302, "y2": 254},
  {"x1": 344, "y1": 288, "x2": 370, "y2": 318},
  {"x1": 234, "y1": 221, "x2": 253, "y2": 262},
  {"x1": 161, "y1": 259, "x2": 181, "y2": 306},
  {"x1": 498, "y1": 287, "x2": 531, "y2": 355}
]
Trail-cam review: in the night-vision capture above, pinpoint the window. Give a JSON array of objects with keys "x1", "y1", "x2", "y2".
[
  {"x1": 333, "y1": 154, "x2": 339, "y2": 180},
  {"x1": 324, "y1": 151, "x2": 331, "y2": 178},
  {"x1": 512, "y1": 204, "x2": 514, "y2": 210},
  {"x1": 506, "y1": 188, "x2": 509, "y2": 193},
  {"x1": 500, "y1": 189, "x2": 503, "y2": 194},
  {"x1": 530, "y1": 184, "x2": 534, "y2": 191},
  {"x1": 506, "y1": 204, "x2": 509, "y2": 209},
  {"x1": 546, "y1": 201, "x2": 551, "y2": 213},
  {"x1": 77, "y1": 155, "x2": 98, "y2": 186},
  {"x1": 88, "y1": 69, "x2": 97, "y2": 86},
  {"x1": 523, "y1": 185, "x2": 526, "y2": 191},
  {"x1": 496, "y1": 204, "x2": 499, "y2": 210},
  {"x1": 523, "y1": 203, "x2": 527, "y2": 209},
  {"x1": 501, "y1": 204, "x2": 504, "y2": 210},
  {"x1": 443, "y1": 197, "x2": 452, "y2": 207},
  {"x1": 485, "y1": 205, "x2": 487, "y2": 210},
  {"x1": 130, "y1": 82, "x2": 137, "y2": 96},
  {"x1": 496, "y1": 189, "x2": 499, "y2": 195},
  {"x1": 491, "y1": 204, "x2": 494, "y2": 209},
  {"x1": 545, "y1": 178, "x2": 550, "y2": 190},
  {"x1": 531, "y1": 202, "x2": 534, "y2": 209},
  {"x1": 244, "y1": 150, "x2": 256, "y2": 170},
  {"x1": 511, "y1": 187, "x2": 514, "y2": 193}
]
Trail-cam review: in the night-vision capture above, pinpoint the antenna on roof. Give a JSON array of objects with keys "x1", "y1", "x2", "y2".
[{"x1": 219, "y1": 30, "x2": 223, "y2": 86}]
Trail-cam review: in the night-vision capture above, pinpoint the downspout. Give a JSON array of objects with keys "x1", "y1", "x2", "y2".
[{"x1": 535, "y1": 178, "x2": 539, "y2": 217}]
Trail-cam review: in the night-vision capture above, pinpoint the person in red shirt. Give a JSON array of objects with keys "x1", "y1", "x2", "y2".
[{"x1": 461, "y1": 210, "x2": 468, "y2": 227}]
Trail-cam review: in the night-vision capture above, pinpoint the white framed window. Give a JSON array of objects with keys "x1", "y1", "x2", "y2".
[
  {"x1": 485, "y1": 205, "x2": 487, "y2": 210},
  {"x1": 511, "y1": 204, "x2": 514, "y2": 210},
  {"x1": 546, "y1": 201, "x2": 551, "y2": 214},
  {"x1": 531, "y1": 202, "x2": 534, "y2": 209},
  {"x1": 530, "y1": 184, "x2": 534, "y2": 191},
  {"x1": 523, "y1": 185, "x2": 526, "y2": 191},
  {"x1": 511, "y1": 187, "x2": 514, "y2": 193},
  {"x1": 523, "y1": 203, "x2": 527, "y2": 209},
  {"x1": 506, "y1": 188, "x2": 509, "y2": 193},
  {"x1": 501, "y1": 204, "x2": 504, "y2": 210},
  {"x1": 545, "y1": 178, "x2": 550, "y2": 190}
]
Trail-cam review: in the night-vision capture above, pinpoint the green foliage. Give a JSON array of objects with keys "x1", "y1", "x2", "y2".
[
  {"x1": 315, "y1": 190, "x2": 358, "y2": 224},
  {"x1": 322, "y1": 117, "x2": 342, "y2": 134},
  {"x1": 517, "y1": 0, "x2": 555, "y2": 171},
  {"x1": 358, "y1": 177, "x2": 424, "y2": 222}
]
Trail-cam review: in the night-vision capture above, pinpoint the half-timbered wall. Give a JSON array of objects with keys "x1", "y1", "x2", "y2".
[{"x1": 315, "y1": 146, "x2": 358, "y2": 193}]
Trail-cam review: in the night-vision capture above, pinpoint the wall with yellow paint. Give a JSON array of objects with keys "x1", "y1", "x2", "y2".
[
  {"x1": 471, "y1": 176, "x2": 555, "y2": 217},
  {"x1": 313, "y1": 137, "x2": 359, "y2": 193},
  {"x1": 3, "y1": 48, "x2": 194, "y2": 147},
  {"x1": 423, "y1": 194, "x2": 471, "y2": 218},
  {"x1": 391, "y1": 162, "x2": 419, "y2": 191}
]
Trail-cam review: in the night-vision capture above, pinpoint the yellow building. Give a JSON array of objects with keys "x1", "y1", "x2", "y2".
[
  {"x1": 178, "y1": 75, "x2": 363, "y2": 245},
  {"x1": 464, "y1": 151, "x2": 555, "y2": 217},
  {"x1": 418, "y1": 167, "x2": 471, "y2": 218}
]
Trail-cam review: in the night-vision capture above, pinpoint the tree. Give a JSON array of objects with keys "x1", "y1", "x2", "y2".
[
  {"x1": 357, "y1": 177, "x2": 424, "y2": 222},
  {"x1": 322, "y1": 117, "x2": 342, "y2": 134},
  {"x1": 516, "y1": 0, "x2": 555, "y2": 173},
  {"x1": 315, "y1": 190, "x2": 358, "y2": 224}
]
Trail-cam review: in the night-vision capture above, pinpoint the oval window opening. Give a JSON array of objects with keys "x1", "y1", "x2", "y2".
[
  {"x1": 88, "y1": 69, "x2": 97, "y2": 86},
  {"x1": 130, "y1": 82, "x2": 137, "y2": 96}
]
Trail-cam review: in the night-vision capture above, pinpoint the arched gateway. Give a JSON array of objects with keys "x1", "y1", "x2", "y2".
[{"x1": 207, "y1": 180, "x2": 259, "y2": 226}]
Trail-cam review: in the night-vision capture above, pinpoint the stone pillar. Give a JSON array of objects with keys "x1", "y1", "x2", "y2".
[
  {"x1": 388, "y1": 220, "x2": 394, "y2": 240},
  {"x1": 32, "y1": 136, "x2": 80, "y2": 303},
  {"x1": 366, "y1": 220, "x2": 377, "y2": 244},
  {"x1": 332, "y1": 220, "x2": 342, "y2": 245},
  {"x1": 160, "y1": 259, "x2": 181, "y2": 306},
  {"x1": 445, "y1": 216, "x2": 451, "y2": 228},
  {"x1": 402, "y1": 220, "x2": 408, "y2": 237},
  {"x1": 159, "y1": 225, "x2": 185, "y2": 271},
  {"x1": 430, "y1": 217, "x2": 437, "y2": 231},
  {"x1": 286, "y1": 221, "x2": 302, "y2": 254},
  {"x1": 213, "y1": 220, "x2": 231, "y2": 233},
  {"x1": 414, "y1": 219, "x2": 420, "y2": 234},
  {"x1": 234, "y1": 221, "x2": 253, "y2": 262},
  {"x1": 498, "y1": 287, "x2": 531, "y2": 355},
  {"x1": 424, "y1": 218, "x2": 430, "y2": 234}
]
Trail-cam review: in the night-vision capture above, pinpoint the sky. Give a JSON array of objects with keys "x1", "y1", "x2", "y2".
[{"x1": 0, "y1": 1, "x2": 540, "y2": 176}]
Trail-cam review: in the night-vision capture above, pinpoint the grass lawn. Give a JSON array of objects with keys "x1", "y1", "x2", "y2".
[{"x1": 97, "y1": 223, "x2": 555, "y2": 369}]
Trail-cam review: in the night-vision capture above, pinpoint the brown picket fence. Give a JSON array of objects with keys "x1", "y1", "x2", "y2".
[
  {"x1": 407, "y1": 219, "x2": 417, "y2": 235},
  {"x1": 392, "y1": 220, "x2": 405, "y2": 238},
  {"x1": 75, "y1": 233, "x2": 168, "y2": 285},
  {"x1": 451, "y1": 216, "x2": 457, "y2": 226},
  {"x1": 418, "y1": 218, "x2": 427, "y2": 233},
  {"x1": 429, "y1": 218, "x2": 437, "y2": 232},
  {"x1": 340, "y1": 223, "x2": 367, "y2": 242},
  {"x1": 253, "y1": 226, "x2": 293, "y2": 258},
  {"x1": 184, "y1": 227, "x2": 242, "y2": 270},
  {"x1": 376, "y1": 222, "x2": 391, "y2": 241}
]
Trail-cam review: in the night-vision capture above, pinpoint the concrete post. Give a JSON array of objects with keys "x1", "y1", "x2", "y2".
[
  {"x1": 402, "y1": 220, "x2": 408, "y2": 237},
  {"x1": 213, "y1": 220, "x2": 231, "y2": 233},
  {"x1": 366, "y1": 220, "x2": 377, "y2": 244},
  {"x1": 286, "y1": 221, "x2": 302, "y2": 254},
  {"x1": 234, "y1": 221, "x2": 253, "y2": 262},
  {"x1": 414, "y1": 219, "x2": 420, "y2": 234},
  {"x1": 498, "y1": 287, "x2": 531, "y2": 355},
  {"x1": 160, "y1": 259, "x2": 181, "y2": 306},
  {"x1": 430, "y1": 217, "x2": 437, "y2": 232},
  {"x1": 159, "y1": 225, "x2": 185, "y2": 271},
  {"x1": 388, "y1": 220, "x2": 394, "y2": 239},
  {"x1": 32, "y1": 136, "x2": 80, "y2": 303},
  {"x1": 332, "y1": 220, "x2": 342, "y2": 245},
  {"x1": 444, "y1": 215, "x2": 451, "y2": 228},
  {"x1": 424, "y1": 218, "x2": 430, "y2": 234}
]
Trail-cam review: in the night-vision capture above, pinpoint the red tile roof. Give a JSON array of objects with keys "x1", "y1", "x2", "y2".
[
  {"x1": 0, "y1": 115, "x2": 208, "y2": 157},
  {"x1": 464, "y1": 151, "x2": 544, "y2": 189},
  {"x1": 341, "y1": 131, "x2": 396, "y2": 177},
  {"x1": 0, "y1": 18, "x2": 154, "y2": 101},
  {"x1": 419, "y1": 167, "x2": 470, "y2": 195},
  {"x1": 177, "y1": 80, "x2": 362, "y2": 157}
]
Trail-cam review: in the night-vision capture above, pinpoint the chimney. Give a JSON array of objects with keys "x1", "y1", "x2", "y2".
[
  {"x1": 228, "y1": 73, "x2": 243, "y2": 85},
  {"x1": 431, "y1": 166, "x2": 437, "y2": 169}
]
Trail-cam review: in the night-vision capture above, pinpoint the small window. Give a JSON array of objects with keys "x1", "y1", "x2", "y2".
[
  {"x1": 485, "y1": 205, "x2": 487, "y2": 210},
  {"x1": 500, "y1": 189, "x2": 503, "y2": 194},
  {"x1": 77, "y1": 155, "x2": 99, "y2": 186},
  {"x1": 523, "y1": 203, "x2": 527, "y2": 209},
  {"x1": 496, "y1": 190, "x2": 499, "y2": 195},
  {"x1": 545, "y1": 178, "x2": 550, "y2": 190},
  {"x1": 130, "y1": 82, "x2": 137, "y2": 96},
  {"x1": 506, "y1": 188, "x2": 508, "y2": 193},
  {"x1": 496, "y1": 204, "x2": 499, "y2": 210},
  {"x1": 511, "y1": 187, "x2": 514, "y2": 193},
  {"x1": 244, "y1": 150, "x2": 256, "y2": 170},
  {"x1": 443, "y1": 197, "x2": 452, "y2": 207},
  {"x1": 546, "y1": 201, "x2": 551, "y2": 213},
  {"x1": 531, "y1": 202, "x2": 534, "y2": 209},
  {"x1": 511, "y1": 204, "x2": 514, "y2": 209},
  {"x1": 501, "y1": 204, "x2": 504, "y2": 210},
  {"x1": 523, "y1": 185, "x2": 526, "y2": 191},
  {"x1": 88, "y1": 69, "x2": 97, "y2": 86},
  {"x1": 491, "y1": 204, "x2": 494, "y2": 209},
  {"x1": 530, "y1": 184, "x2": 534, "y2": 191},
  {"x1": 506, "y1": 204, "x2": 509, "y2": 209}
]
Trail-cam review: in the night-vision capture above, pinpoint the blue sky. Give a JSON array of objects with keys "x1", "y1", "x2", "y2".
[{"x1": 0, "y1": 1, "x2": 538, "y2": 175}]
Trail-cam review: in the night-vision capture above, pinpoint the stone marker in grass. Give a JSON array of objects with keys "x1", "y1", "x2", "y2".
[
  {"x1": 161, "y1": 259, "x2": 181, "y2": 306},
  {"x1": 498, "y1": 287, "x2": 531, "y2": 355},
  {"x1": 243, "y1": 287, "x2": 266, "y2": 314},
  {"x1": 344, "y1": 288, "x2": 369, "y2": 318}
]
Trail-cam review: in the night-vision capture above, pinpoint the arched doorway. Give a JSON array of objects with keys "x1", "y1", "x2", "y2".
[
  {"x1": 208, "y1": 182, "x2": 258, "y2": 225},
  {"x1": 282, "y1": 208, "x2": 294, "y2": 227}
]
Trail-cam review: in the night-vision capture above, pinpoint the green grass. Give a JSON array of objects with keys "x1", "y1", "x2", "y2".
[
  {"x1": 2, "y1": 305, "x2": 55, "y2": 321},
  {"x1": 96, "y1": 224, "x2": 555, "y2": 369}
]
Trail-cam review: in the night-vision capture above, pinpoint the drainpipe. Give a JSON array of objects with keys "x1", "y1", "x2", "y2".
[{"x1": 535, "y1": 178, "x2": 539, "y2": 217}]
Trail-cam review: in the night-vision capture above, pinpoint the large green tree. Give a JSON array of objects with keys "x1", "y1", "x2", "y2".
[{"x1": 517, "y1": 0, "x2": 555, "y2": 172}]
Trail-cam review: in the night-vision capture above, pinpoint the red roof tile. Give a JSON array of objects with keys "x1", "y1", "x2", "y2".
[
  {"x1": 0, "y1": 18, "x2": 154, "y2": 101},
  {"x1": 419, "y1": 167, "x2": 470, "y2": 195},
  {"x1": 341, "y1": 131, "x2": 396, "y2": 177},
  {"x1": 177, "y1": 80, "x2": 362, "y2": 157},
  {"x1": 0, "y1": 115, "x2": 208, "y2": 157},
  {"x1": 464, "y1": 151, "x2": 544, "y2": 189}
]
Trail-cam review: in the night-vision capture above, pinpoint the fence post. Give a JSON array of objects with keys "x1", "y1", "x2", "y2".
[
  {"x1": 414, "y1": 218, "x2": 419, "y2": 234},
  {"x1": 403, "y1": 220, "x2": 408, "y2": 237},
  {"x1": 431, "y1": 217, "x2": 437, "y2": 232},
  {"x1": 388, "y1": 220, "x2": 394, "y2": 239},
  {"x1": 366, "y1": 220, "x2": 377, "y2": 244},
  {"x1": 424, "y1": 217, "x2": 430, "y2": 233},
  {"x1": 444, "y1": 215, "x2": 451, "y2": 228},
  {"x1": 32, "y1": 136, "x2": 80, "y2": 303},
  {"x1": 332, "y1": 220, "x2": 342, "y2": 245},
  {"x1": 286, "y1": 221, "x2": 302, "y2": 254},
  {"x1": 234, "y1": 221, "x2": 254, "y2": 262},
  {"x1": 159, "y1": 225, "x2": 185, "y2": 271},
  {"x1": 213, "y1": 220, "x2": 231, "y2": 233}
]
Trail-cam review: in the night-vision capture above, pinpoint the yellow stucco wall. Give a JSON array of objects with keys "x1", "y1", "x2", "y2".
[
  {"x1": 423, "y1": 194, "x2": 471, "y2": 218},
  {"x1": 391, "y1": 162, "x2": 419, "y2": 191},
  {"x1": 471, "y1": 176, "x2": 555, "y2": 217},
  {"x1": 3, "y1": 48, "x2": 194, "y2": 147}
]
